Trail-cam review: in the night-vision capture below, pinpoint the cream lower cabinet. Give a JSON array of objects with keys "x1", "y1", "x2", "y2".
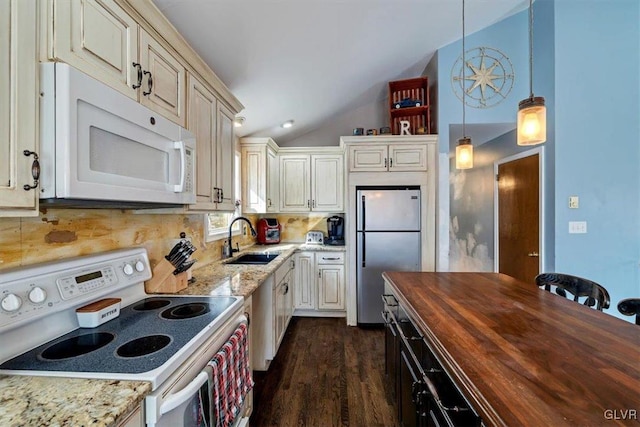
[
  {"x1": 0, "y1": 0, "x2": 39, "y2": 217},
  {"x1": 279, "y1": 152, "x2": 343, "y2": 212},
  {"x1": 294, "y1": 251, "x2": 345, "y2": 314},
  {"x1": 240, "y1": 138, "x2": 279, "y2": 213},
  {"x1": 188, "y1": 75, "x2": 235, "y2": 211},
  {"x1": 252, "y1": 255, "x2": 294, "y2": 371},
  {"x1": 47, "y1": 0, "x2": 186, "y2": 126}
]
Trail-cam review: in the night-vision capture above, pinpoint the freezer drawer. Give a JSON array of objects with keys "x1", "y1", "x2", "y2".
[{"x1": 356, "y1": 231, "x2": 420, "y2": 324}]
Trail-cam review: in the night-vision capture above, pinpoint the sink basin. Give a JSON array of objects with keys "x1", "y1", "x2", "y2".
[{"x1": 225, "y1": 253, "x2": 280, "y2": 265}]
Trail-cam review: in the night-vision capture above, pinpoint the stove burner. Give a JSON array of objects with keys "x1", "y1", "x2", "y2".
[
  {"x1": 161, "y1": 302, "x2": 210, "y2": 320},
  {"x1": 133, "y1": 299, "x2": 171, "y2": 311},
  {"x1": 40, "y1": 333, "x2": 115, "y2": 360},
  {"x1": 116, "y1": 335, "x2": 171, "y2": 358}
]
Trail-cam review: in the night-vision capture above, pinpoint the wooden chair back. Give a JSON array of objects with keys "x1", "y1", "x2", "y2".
[{"x1": 535, "y1": 273, "x2": 610, "y2": 311}]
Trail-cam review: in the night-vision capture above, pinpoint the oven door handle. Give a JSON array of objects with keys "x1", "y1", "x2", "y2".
[{"x1": 159, "y1": 371, "x2": 208, "y2": 416}]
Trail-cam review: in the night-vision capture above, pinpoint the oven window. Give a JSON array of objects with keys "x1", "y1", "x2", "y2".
[{"x1": 182, "y1": 381, "x2": 211, "y2": 427}]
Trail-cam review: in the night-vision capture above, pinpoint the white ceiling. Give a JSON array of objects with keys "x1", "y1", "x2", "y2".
[{"x1": 153, "y1": 0, "x2": 527, "y2": 144}]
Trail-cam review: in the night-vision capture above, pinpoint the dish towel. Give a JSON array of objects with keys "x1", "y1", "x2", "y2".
[{"x1": 208, "y1": 323, "x2": 254, "y2": 427}]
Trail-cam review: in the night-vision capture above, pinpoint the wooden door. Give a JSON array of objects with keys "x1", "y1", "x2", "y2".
[
  {"x1": 241, "y1": 145, "x2": 266, "y2": 213},
  {"x1": 348, "y1": 144, "x2": 388, "y2": 172},
  {"x1": 317, "y1": 265, "x2": 345, "y2": 310},
  {"x1": 294, "y1": 252, "x2": 315, "y2": 309},
  {"x1": 266, "y1": 147, "x2": 279, "y2": 212},
  {"x1": 497, "y1": 153, "x2": 540, "y2": 284}
]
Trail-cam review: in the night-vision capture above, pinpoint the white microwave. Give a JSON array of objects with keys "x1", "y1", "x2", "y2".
[{"x1": 39, "y1": 63, "x2": 196, "y2": 207}]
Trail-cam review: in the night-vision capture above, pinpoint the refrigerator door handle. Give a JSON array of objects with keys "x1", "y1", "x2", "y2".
[
  {"x1": 362, "y1": 232, "x2": 366, "y2": 267},
  {"x1": 361, "y1": 195, "x2": 366, "y2": 229}
]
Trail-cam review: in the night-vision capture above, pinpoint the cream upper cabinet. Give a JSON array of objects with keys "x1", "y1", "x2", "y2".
[
  {"x1": 279, "y1": 154, "x2": 310, "y2": 212},
  {"x1": 138, "y1": 29, "x2": 186, "y2": 126},
  {"x1": 49, "y1": 0, "x2": 186, "y2": 126},
  {"x1": 0, "y1": 0, "x2": 39, "y2": 217},
  {"x1": 279, "y1": 151, "x2": 344, "y2": 213},
  {"x1": 188, "y1": 75, "x2": 235, "y2": 211},
  {"x1": 240, "y1": 138, "x2": 279, "y2": 214},
  {"x1": 50, "y1": 0, "x2": 139, "y2": 100},
  {"x1": 347, "y1": 140, "x2": 429, "y2": 172},
  {"x1": 215, "y1": 102, "x2": 235, "y2": 211},
  {"x1": 312, "y1": 154, "x2": 344, "y2": 211},
  {"x1": 266, "y1": 147, "x2": 279, "y2": 212}
]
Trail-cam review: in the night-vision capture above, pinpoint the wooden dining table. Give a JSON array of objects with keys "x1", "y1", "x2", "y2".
[{"x1": 382, "y1": 271, "x2": 640, "y2": 426}]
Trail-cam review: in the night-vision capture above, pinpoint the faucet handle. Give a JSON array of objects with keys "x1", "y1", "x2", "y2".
[{"x1": 232, "y1": 242, "x2": 240, "y2": 253}]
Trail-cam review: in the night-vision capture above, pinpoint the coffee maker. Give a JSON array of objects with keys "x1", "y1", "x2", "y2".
[{"x1": 326, "y1": 216, "x2": 345, "y2": 245}]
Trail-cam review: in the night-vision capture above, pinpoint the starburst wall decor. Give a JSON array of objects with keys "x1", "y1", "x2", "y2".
[{"x1": 451, "y1": 46, "x2": 514, "y2": 109}]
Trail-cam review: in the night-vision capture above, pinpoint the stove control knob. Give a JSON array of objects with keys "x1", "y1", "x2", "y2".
[
  {"x1": 123, "y1": 263, "x2": 134, "y2": 276},
  {"x1": 135, "y1": 261, "x2": 145, "y2": 272},
  {"x1": 28, "y1": 287, "x2": 47, "y2": 304},
  {"x1": 1, "y1": 293, "x2": 22, "y2": 312}
]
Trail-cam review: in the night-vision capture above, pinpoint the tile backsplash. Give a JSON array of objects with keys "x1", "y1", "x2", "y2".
[
  {"x1": 0, "y1": 210, "x2": 344, "y2": 272},
  {"x1": 0, "y1": 209, "x2": 256, "y2": 271}
]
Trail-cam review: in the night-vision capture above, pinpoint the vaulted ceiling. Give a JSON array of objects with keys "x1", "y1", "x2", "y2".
[{"x1": 153, "y1": 0, "x2": 527, "y2": 144}]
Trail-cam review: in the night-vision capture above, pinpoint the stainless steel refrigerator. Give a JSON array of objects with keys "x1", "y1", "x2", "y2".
[{"x1": 356, "y1": 187, "x2": 421, "y2": 325}]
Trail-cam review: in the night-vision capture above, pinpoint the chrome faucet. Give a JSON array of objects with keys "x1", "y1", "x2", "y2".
[{"x1": 223, "y1": 216, "x2": 257, "y2": 258}]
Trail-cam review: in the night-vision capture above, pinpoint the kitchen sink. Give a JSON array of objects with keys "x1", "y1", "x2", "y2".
[{"x1": 225, "y1": 253, "x2": 280, "y2": 265}]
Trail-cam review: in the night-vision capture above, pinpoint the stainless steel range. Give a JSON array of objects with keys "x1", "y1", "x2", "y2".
[{"x1": 0, "y1": 248, "x2": 250, "y2": 427}]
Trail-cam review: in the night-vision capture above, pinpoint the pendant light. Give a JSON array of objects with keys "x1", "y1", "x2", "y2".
[
  {"x1": 456, "y1": 0, "x2": 473, "y2": 170},
  {"x1": 517, "y1": 0, "x2": 546, "y2": 145}
]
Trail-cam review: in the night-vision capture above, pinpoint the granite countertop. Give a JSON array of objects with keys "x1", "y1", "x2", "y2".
[
  {"x1": 177, "y1": 243, "x2": 345, "y2": 298},
  {"x1": 0, "y1": 375, "x2": 150, "y2": 427}
]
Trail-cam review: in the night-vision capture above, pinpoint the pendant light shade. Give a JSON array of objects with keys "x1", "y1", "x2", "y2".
[
  {"x1": 517, "y1": 0, "x2": 546, "y2": 146},
  {"x1": 517, "y1": 96, "x2": 546, "y2": 145},
  {"x1": 456, "y1": 137, "x2": 473, "y2": 170},
  {"x1": 455, "y1": 0, "x2": 473, "y2": 170}
]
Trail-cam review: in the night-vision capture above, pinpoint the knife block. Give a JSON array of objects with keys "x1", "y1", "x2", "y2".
[{"x1": 144, "y1": 258, "x2": 188, "y2": 294}]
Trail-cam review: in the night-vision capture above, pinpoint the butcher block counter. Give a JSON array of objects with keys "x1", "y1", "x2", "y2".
[{"x1": 382, "y1": 271, "x2": 640, "y2": 426}]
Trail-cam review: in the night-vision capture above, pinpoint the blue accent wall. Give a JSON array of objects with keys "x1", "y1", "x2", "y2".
[
  {"x1": 553, "y1": 0, "x2": 640, "y2": 319},
  {"x1": 438, "y1": 0, "x2": 640, "y2": 322}
]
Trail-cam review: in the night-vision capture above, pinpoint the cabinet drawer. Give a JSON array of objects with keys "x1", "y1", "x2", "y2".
[{"x1": 316, "y1": 252, "x2": 344, "y2": 265}]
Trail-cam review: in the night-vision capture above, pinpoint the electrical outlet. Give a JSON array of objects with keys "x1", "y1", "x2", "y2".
[
  {"x1": 569, "y1": 196, "x2": 579, "y2": 209},
  {"x1": 569, "y1": 221, "x2": 587, "y2": 234}
]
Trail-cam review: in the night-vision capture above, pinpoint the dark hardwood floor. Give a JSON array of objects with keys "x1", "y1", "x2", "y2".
[{"x1": 250, "y1": 317, "x2": 397, "y2": 427}]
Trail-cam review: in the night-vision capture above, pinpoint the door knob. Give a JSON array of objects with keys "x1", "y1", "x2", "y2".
[{"x1": 528, "y1": 252, "x2": 539, "y2": 257}]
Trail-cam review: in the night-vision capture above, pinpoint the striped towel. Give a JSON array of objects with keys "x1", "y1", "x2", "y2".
[{"x1": 209, "y1": 323, "x2": 254, "y2": 427}]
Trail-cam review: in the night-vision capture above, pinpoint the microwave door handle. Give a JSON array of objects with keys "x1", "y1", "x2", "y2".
[
  {"x1": 159, "y1": 371, "x2": 208, "y2": 416},
  {"x1": 173, "y1": 141, "x2": 186, "y2": 192}
]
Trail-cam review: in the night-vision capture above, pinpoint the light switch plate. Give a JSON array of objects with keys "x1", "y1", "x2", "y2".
[
  {"x1": 569, "y1": 196, "x2": 579, "y2": 209},
  {"x1": 569, "y1": 221, "x2": 587, "y2": 234}
]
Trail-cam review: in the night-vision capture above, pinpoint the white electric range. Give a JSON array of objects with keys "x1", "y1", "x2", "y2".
[{"x1": 0, "y1": 248, "x2": 248, "y2": 427}]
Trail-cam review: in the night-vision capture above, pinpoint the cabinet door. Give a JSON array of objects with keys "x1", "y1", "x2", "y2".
[
  {"x1": 388, "y1": 144, "x2": 428, "y2": 172},
  {"x1": 241, "y1": 145, "x2": 266, "y2": 213},
  {"x1": 215, "y1": 102, "x2": 236, "y2": 211},
  {"x1": 279, "y1": 155, "x2": 310, "y2": 212},
  {"x1": 348, "y1": 144, "x2": 388, "y2": 172},
  {"x1": 139, "y1": 29, "x2": 186, "y2": 126},
  {"x1": 0, "y1": 0, "x2": 39, "y2": 216},
  {"x1": 311, "y1": 154, "x2": 343, "y2": 212},
  {"x1": 53, "y1": 0, "x2": 138, "y2": 100},
  {"x1": 294, "y1": 252, "x2": 315, "y2": 310},
  {"x1": 317, "y1": 264, "x2": 345, "y2": 310},
  {"x1": 274, "y1": 281, "x2": 285, "y2": 352},
  {"x1": 266, "y1": 147, "x2": 279, "y2": 212},
  {"x1": 188, "y1": 75, "x2": 217, "y2": 209},
  {"x1": 283, "y1": 269, "x2": 294, "y2": 329}
]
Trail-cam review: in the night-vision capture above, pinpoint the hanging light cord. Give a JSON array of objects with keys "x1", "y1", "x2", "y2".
[
  {"x1": 462, "y1": 0, "x2": 466, "y2": 137},
  {"x1": 528, "y1": 0, "x2": 534, "y2": 99}
]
